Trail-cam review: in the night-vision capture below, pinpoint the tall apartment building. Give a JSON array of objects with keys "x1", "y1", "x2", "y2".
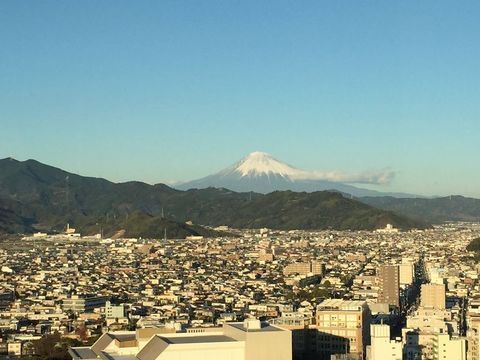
[
  {"x1": 466, "y1": 299, "x2": 480, "y2": 360},
  {"x1": 284, "y1": 262, "x2": 310, "y2": 276},
  {"x1": 283, "y1": 261, "x2": 325, "y2": 276},
  {"x1": 421, "y1": 284, "x2": 446, "y2": 310},
  {"x1": 467, "y1": 315, "x2": 480, "y2": 360},
  {"x1": 400, "y1": 258, "x2": 415, "y2": 286},
  {"x1": 399, "y1": 263, "x2": 414, "y2": 286},
  {"x1": 316, "y1": 299, "x2": 371, "y2": 360},
  {"x1": 367, "y1": 324, "x2": 402, "y2": 360},
  {"x1": 378, "y1": 265, "x2": 400, "y2": 308}
]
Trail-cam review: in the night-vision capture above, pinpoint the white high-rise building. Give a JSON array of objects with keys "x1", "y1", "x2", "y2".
[{"x1": 367, "y1": 324, "x2": 402, "y2": 360}]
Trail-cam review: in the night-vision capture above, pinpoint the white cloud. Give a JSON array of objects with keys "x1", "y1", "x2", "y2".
[{"x1": 292, "y1": 169, "x2": 395, "y2": 185}]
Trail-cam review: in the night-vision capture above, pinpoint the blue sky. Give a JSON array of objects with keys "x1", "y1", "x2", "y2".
[{"x1": 1, "y1": 1, "x2": 479, "y2": 196}]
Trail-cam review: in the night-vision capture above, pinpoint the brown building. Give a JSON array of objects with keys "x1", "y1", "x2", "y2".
[
  {"x1": 283, "y1": 261, "x2": 325, "y2": 276},
  {"x1": 378, "y1": 265, "x2": 400, "y2": 308},
  {"x1": 420, "y1": 283, "x2": 446, "y2": 310},
  {"x1": 315, "y1": 299, "x2": 371, "y2": 360},
  {"x1": 467, "y1": 315, "x2": 480, "y2": 360}
]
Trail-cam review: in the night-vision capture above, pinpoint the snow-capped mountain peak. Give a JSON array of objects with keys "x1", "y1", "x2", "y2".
[
  {"x1": 228, "y1": 151, "x2": 305, "y2": 178},
  {"x1": 177, "y1": 151, "x2": 403, "y2": 197}
]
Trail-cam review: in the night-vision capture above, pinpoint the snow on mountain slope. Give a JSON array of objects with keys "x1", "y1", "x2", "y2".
[
  {"x1": 176, "y1": 151, "x2": 413, "y2": 197},
  {"x1": 220, "y1": 151, "x2": 307, "y2": 179}
]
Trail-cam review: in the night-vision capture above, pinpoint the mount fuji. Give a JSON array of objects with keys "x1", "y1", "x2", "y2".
[{"x1": 177, "y1": 152, "x2": 413, "y2": 197}]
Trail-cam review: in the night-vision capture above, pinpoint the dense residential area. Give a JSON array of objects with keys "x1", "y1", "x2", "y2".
[{"x1": 0, "y1": 222, "x2": 479, "y2": 359}]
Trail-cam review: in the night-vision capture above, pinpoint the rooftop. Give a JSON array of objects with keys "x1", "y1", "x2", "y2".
[
  {"x1": 160, "y1": 335, "x2": 237, "y2": 344},
  {"x1": 317, "y1": 299, "x2": 367, "y2": 311},
  {"x1": 228, "y1": 322, "x2": 283, "y2": 332},
  {"x1": 68, "y1": 347, "x2": 97, "y2": 360}
]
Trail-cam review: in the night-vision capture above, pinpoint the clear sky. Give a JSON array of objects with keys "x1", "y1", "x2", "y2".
[{"x1": 1, "y1": 1, "x2": 479, "y2": 197}]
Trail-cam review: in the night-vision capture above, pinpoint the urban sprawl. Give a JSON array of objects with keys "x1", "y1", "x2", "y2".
[{"x1": 1, "y1": 222, "x2": 480, "y2": 360}]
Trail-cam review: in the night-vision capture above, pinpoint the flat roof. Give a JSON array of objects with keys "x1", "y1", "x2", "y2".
[
  {"x1": 317, "y1": 299, "x2": 367, "y2": 311},
  {"x1": 228, "y1": 323, "x2": 283, "y2": 332},
  {"x1": 160, "y1": 335, "x2": 237, "y2": 344}
]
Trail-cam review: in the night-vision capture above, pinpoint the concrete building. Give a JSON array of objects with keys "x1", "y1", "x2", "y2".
[
  {"x1": 105, "y1": 301, "x2": 128, "y2": 326},
  {"x1": 62, "y1": 295, "x2": 109, "y2": 313},
  {"x1": 69, "y1": 319, "x2": 292, "y2": 360},
  {"x1": 432, "y1": 333, "x2": 466, "y2": 360},
  {"x1": 405, "y1": 305, "x2": 460, "y2": 360},
  {"x1": 429, "y1": 268, "x2": 447, "y2": 285},
  {"x1": 403, "y1": 329, "x2": 422, "y2": 360},
  {"x1": 367, "y1": 324, "x2": 402, "y2": 360},
  {"x1": 421, "y1": 284, "x2": 446, "y2": 310},
  {"x1": 270, "y1": 313, "x2": 315, "y2": 359},
  {"x1": 400, "y1": 260, "x2": 415, "y2": 286},
  {"x1": 406, "y1": 308, "x2": 454, "y2": 334},
  {"x1": 378, "y1": 265, "x2": 400, "y2": 308},
  {"x1": 467, "y1": 315, "x2": 480, "y2": 360},
  {"x1": 105, "y1": 301, "x2": 124, "y2": 319},
  {"x1": 316, "y1": 299, "x2": 371, "y2": 360},
  {"x1": 283, "y1": 261, "x2": 325, "y2": 276}
]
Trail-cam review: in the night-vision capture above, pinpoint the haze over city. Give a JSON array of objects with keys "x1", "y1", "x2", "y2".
[{"x1": 1, "y1": 1, "x2": 480, "y2": 197}]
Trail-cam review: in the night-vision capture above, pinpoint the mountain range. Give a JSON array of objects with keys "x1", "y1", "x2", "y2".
[
  {"x1": 177, "y1": 151, "x2": 480, "y2": 224},
  {"x1": 177, "y1": 151, "x2": 416, "y2": 197},
  {"x1": 361, "y1": 196, "x2": 480, "y2": 224},
  {"x1": 0, "y1": 157, "x2": 430, "y2": 236}
]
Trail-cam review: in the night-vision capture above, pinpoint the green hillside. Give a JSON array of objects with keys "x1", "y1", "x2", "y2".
[{"x1": 0, "y1": 157, "x2": 429, "y2": 235}]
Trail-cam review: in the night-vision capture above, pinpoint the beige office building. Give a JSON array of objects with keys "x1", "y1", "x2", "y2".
[
  {"x1": 421, "y1": 283, "x2": 446, "y2": 310},
  {"x1": 378, "y1": 265, "x2": 400, "y2": 308},
  {"x1": 433, "y1": 333, "x2": 466, "y2": 360},
  {"x1": 283, "y1": 260, "x2": 325, "y2": 276},
  {"x1": 316, "y1": 299, "x2": 371, "y2": 360},
  {"x1": 400, "y1": 262, "x2": 414, "y2": 286}
]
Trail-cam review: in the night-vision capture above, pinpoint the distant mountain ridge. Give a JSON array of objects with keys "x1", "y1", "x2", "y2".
[
  {"x1": 177, "y1": 151, "x2": 417, "y2": 197},
  {"x1": 0, "y1": 157, "x2": 428, "y2": 235},
  {"x1": 361, "y1": 195, "x2": 480, "y2": 224}
]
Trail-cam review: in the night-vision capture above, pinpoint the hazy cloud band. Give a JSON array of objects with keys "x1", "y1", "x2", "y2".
[{"x1": 292, "y1": 169, "x2": 395, "y2": 185}]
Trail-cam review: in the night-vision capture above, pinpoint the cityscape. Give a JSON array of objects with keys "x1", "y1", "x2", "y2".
[
  {"x1": 2, "y1": 1, "x2": 480, "y2": 360},
  {"x1": 1, "y1": 222, "x2": 480, "y2": 359}
]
